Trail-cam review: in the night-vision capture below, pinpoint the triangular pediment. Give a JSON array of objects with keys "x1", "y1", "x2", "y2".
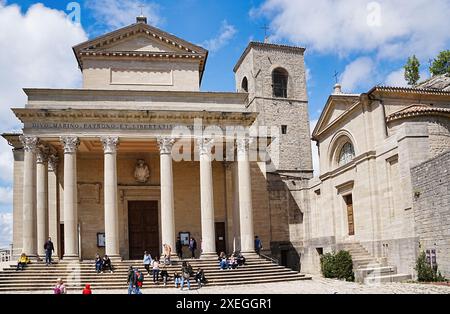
[
  {"x1": 72, "y1": 21, "x2": 208, "y2": 81},
  {"x1": 312, "y1": 94, "x2": 361, "y2": 140},
  {"x1": 99, "y1": 34, "x2": 180, "y2": 53}
]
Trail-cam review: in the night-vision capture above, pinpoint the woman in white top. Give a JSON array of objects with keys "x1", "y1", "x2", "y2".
[{"x1": 152, "y1": 258, "x2": 160, "y2": 284}]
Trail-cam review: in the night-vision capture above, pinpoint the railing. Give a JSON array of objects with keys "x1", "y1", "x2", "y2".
[
  {"x1": 259, "y1": 252, "x2": 279, "y2": 265},
  {"x1": 0, "y1": 245, "x2": 13, "y2": 262}
]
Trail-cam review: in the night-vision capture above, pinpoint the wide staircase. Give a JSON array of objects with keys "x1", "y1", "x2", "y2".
[
  {"x1": 340, "y1": 243, "x2": 412, "y2": 284},
  {"x1": 0, "y1": 255, "x2": 311, "y2": 292}
]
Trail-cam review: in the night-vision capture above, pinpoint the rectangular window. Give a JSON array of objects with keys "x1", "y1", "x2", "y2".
[{"x1": 281, "y1": 125, "x2": 288, "y2": 135}]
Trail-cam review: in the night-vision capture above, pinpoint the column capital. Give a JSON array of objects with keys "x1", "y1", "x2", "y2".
[
  {"x1": 19, "y1": 136, "x2": 39, "y2": 153},
  {"x1": 60, "y1": 136, "x2": 80, "y2": 154},
  {"x1": 197, "y1": 137, "x2": 214, "y2": 155},
  {"x1": 48, "y1": 154, "x2": 59, "y2": 173},
  {"x1": 236, "y1": 137, "x2": 253, "y2": 155},
  {"x1": 157, "y1": 137, "x2": 175, "y2": 155},
  {"x1": 101, "y1": 136, "x2": 119, "y2": 154},
  {"x1": 36, "y1": 145, "x2": 50, "y2": 164}
]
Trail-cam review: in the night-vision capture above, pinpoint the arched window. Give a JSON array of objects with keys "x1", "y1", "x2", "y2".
[
  {"x1": 272, "y1": 68, "x2": 288, "y2": 98},
  {"x1": 338, "y1": 142, "x2": 355, "y2": 166},
  {"x1": 241, "y1": 77, "x2": 248, "y2": 92}
]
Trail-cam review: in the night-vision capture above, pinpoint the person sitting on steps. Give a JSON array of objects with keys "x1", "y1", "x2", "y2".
[
  {"x1": 195, "y1": 267, "x2": 207, "y2": 288},
  {"x1": 16, "y1": 253, "x2": 30, "y2": 271},
  {"x1": 94, "y1": 253, "x2": 103, "y2": 273},
  {"x1": 102, "y1": 255, "x2": 113, "y2": 273}
]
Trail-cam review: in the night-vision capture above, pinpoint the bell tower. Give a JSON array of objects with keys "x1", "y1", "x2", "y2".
[{"x1": 234, "y1": 42, "x2": 313, "y2": 179}]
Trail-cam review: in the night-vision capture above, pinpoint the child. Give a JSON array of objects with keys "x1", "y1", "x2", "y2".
[{"x1": 82, "y1": 284, "x2": 92, "y2": 294}]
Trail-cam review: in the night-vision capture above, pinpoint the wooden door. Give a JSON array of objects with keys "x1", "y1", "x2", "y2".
[
  {"x1": 59, "y1": 223, "x2": 64, "y2": 259},
  {"x1": 344, "y1": 195, "x2": 355, "y2": 236},
  {"x1": 128, "y1": 201, "x2": 159, "y2": 259},
  {"x1": 215, "y1": 222, "x2": 226, "y2": 254}
]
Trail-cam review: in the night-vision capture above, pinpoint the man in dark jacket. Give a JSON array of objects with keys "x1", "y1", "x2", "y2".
[
  {"x1": 44, "y1": 237, "x2": 54, "y2": 266},
  {"x1": 189, "y1": 237, "x2": 197, "y2": 258},
  {"x1": 176, "y1": 236, "x2": 183, "y2": 259}
]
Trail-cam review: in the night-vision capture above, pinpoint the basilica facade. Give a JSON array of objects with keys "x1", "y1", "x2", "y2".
[{"x1": 3, "y1": 16, "x2": 449, "y2": 280}]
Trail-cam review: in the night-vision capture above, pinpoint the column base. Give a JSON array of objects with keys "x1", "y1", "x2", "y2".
[
  {"x1": 62, "y1": 255, "x2": 80, "y2": 261},
  {"x1": 108, "y1": 255, "x2": 122, "y2": 262},
  {"x1": 200, "y1": 252, "x2": 218, "y2": 259}
]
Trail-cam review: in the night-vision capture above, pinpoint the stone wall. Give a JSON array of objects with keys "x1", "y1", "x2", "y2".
[{"x1": 411, "y1": 150, "x2": 450, "y2": 278}]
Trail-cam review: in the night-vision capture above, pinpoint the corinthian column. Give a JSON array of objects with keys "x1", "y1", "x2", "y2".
[
  {"x1": 157, "y1": 137, "x2": 176, "y2": 255},
  {"x1": 60, "y1": 136, "x2": 80, "y2": 260},
  {"x1": 20, "y1": 136, "x2": 39, "y2": 258},
  {"x1": 101, "y1": 136, "x2": 120, "y2": 259},
  {"x1": 237, "y1": 138, "x2": 255, "y2": 253},
  {"x1": 36, "y1": 145, "x2": 49, "y2": 258},
  {"x1": 197, "y1": 137, "x2": 216, "y2": 257}
]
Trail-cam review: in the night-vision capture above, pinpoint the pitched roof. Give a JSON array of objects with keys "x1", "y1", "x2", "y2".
[
  {"x1": 415, "y1": 73, "x2": 450, "y2": 91},
  {"x1": 386, "y1": 104, "x2": 450, "y2": 122},
  {"x1": 72, "y1": 21, "x2": 208, "y2": 82},
  {"x1": 233, "y1": 41, "x2": 306, "y2": 73}
]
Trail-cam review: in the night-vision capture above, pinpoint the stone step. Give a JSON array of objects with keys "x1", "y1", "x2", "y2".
[
  {"x1": 0, "y1": 269, "x2": 299, "y2": 281},
  {"x1": 0, "y1": 276, "x2": 312, "y2": 291},
  {"x1": 0, "y1": 257, "x2": 309, "y2": 291},
  {"x1": 0, "y1": 266, "x2": 292, "y2": 275},
  {"x1": 0, "y1": 273, "x2": 307, "y2": 287},
  {"x1": 364, "y1": 273, "x2": 412, "y2": 284},
  {"x1": 1, "y1": 272, "x2": 305, "y2": 284},
  {"x1": 355, "y1": 266, "x2": 397, "y2": 283}
]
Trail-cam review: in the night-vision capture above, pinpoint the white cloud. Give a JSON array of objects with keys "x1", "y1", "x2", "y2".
[
  {"x1": 0, "y1": 186, "x2": 13, "y2": 207},
  {"x1": 0, "y1": 3, "x2": 87, "y2": 198},
  {"x1": 0, "y1": 3, "x2": 87, "y2": 131},
  {"x1": 310, "y1": 120, "x2": 320, "y2": 176},
  {"x1": 85, "y1": 0, "x2": 162, "y2": 32},
  {"x1": 0, "y1": 213, "x2": 12, "y2": 248},
  {"x1": 340, "y1": 57, "x2": 376, "y2": 92},
  {"x1": 385, "y1": 68, "x2": 408, "y2": 87},
  {"x1": 385, "y1": 67, "x2": 430, "y2": 87},
  {"x1": 255, "y1": 0, "x2": 450, "y2": 60},
  {"x1": 201, "y1": 20, "x2": 237, "y2": 53},
  {"x1": 0, "y1": 140, "x2": 13, "y2": 184}
]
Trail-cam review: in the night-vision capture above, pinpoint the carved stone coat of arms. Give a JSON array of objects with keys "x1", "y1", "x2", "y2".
[{"x1": 134, "y1": 159, "x2": 150, "y2": 183}]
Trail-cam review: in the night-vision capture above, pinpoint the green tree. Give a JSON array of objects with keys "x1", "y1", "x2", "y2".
[
  {"x1": 404, "y1": 55, "x2": 420, "y2": 86},
  {"x1": 430, "y1": 50, "x2": 450, "y2": 76}
]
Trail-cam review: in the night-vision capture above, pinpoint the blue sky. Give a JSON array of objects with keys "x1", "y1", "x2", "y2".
[{"x1": 0, "y1": 0, "x2": 449, "y2": 246}]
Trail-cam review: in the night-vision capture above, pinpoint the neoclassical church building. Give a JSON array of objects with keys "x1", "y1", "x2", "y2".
[
  {"x1": 3, "y1": 16, "x2": 450, "y2": 283},
  {"x1": 2, "y1": 16, "x2": 312, "y2": 266}
]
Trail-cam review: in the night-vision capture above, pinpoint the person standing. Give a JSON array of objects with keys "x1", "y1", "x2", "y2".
[
  {"x1": 160, "y1": 265, "x2": 169, "y2": 286},
  {"x1": 44, "y1": 237, "x2": 54, "y2": 266},
  {"x1": 143, "y1": 251, "x2": 152, "y2": 275},
  {"x1": 189, "y1": 237, "x2": 197, "y2": 259},
  {"x1": 163, "y1": 243, "x2": 172, "y2": 265},
  {"x1": 82, "y1": 284, "x2": 92, "y2": 294},
  {"x1": 176, "y1": 236, "x2": 183, "y2": 259},
  {"x1": 254, "y1": 236, "x2": 263, "y2": 255},
  {"x1": 152, "y1": 257, "x2": 160, "y2": 284},
  {"x1": 127, "y1": 266, "x2": 136, "y2": 295}
]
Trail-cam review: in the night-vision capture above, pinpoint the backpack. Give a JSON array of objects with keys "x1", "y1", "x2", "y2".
[{"x1": 136, "y1": 271, "x2": 144, "y2": 283}]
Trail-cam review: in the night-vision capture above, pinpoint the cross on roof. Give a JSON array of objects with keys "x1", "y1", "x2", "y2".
[
  {"x1": 333, "y1": 70, "x2": 339, "y2": 84},
  {"x1": 261, "y1": 24, "x2": 270, "y2": 43},
  {"x1": 138, "y1": 3, "x2": 144, "y2": 16}
]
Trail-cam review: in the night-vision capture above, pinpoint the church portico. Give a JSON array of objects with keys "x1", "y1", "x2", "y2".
[{"x1": 11, "y1": 117, "x2": 262, "y2": 260}]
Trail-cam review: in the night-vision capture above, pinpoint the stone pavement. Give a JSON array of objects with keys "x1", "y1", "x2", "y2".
[{"x1": 1, "y1": 276, "x2": 449, "y2": 294}]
